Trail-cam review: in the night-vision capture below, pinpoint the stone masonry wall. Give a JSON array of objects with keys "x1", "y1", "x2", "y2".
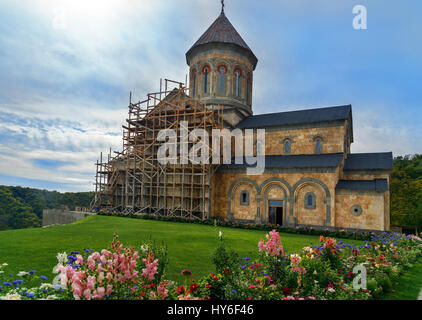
[{"x1": 334, "y1": 190, "x2": 386, "y2": 231}]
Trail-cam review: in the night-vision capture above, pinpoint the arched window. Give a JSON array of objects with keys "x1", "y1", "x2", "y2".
[
  {"x1": 191, "y1": 69, "x2": 197, "y2": 97},
  {"x1": 202, "y1": 65, "x2": 210, "y2": 94},
  {"x1": 284, "y1": 140, "x2": 291, "y2": 154},
  {"x1": 218, "y1": 65, "x2": 227, "y2": 94},
  {"x1": 246, "y1": 73, "x2": 251, "y2": 104},
  {"x1": 315, "y1": 138, "x2": 322, "y2": 154},
  {"x1": 234, "y1": 68, "x2": 242, "y2": 97},
  {"x1": 304, "y1": 192, "x2": 316, "y2": 209},
  {"x1": 240, "y1": 190, "x2": 249, "y2": 205}
]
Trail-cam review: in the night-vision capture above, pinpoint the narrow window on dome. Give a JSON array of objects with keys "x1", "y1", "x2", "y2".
[
  {"x1": 204, "y1": 68, "x2": 208, "y2": 93},
  {"x1": 246, "y1": 74, "x2": 251, "y2": 104},
  {"x1": 192, "y1": 72, "x2": 196, "y2": 96},
  {"x1": 219, "y1": 66, "x2": 225, "y2": 94},
  {"x1": 235, "y1": 70, "x2": 240, "y2": 97}
]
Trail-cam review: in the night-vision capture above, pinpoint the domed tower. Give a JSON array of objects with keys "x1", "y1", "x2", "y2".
[{"x1": 186, "y1": 4, "x2": 258, "y2": 127}]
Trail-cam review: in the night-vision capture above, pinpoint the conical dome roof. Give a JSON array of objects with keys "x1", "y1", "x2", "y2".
[{"x1": 186, "y1": 12, "x2": 258, "y2": 69}]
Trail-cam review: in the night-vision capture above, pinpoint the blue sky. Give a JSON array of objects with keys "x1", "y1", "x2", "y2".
[{"x1": 0, "y1": 0, "x2": 421, "y2": 192}]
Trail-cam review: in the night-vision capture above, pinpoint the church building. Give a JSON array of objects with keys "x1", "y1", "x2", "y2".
[{"x1": 187, "y1": 7, "x2": 393, "y2": 231}]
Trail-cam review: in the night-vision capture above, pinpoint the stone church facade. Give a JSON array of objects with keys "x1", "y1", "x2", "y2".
[{"x1": 187, "y1": 9, "x2": 393, "y2": 231}]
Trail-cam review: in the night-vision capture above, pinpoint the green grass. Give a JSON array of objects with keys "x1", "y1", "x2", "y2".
[
  {"x1": 381, "y1": 258, "x2": 422, "y2": 300},
  {"x1": 0, "y1": 215, "x2": 361, "y2": 283}
]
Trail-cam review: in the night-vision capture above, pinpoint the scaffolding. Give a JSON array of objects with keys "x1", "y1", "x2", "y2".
[{"x1": 92, "y1": 79, "x2": 224, "y2": 220}]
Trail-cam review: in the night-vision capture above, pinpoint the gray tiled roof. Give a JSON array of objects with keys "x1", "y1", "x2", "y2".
[
  {"x1": 188, "y1": 12, "x2": 253, "y2": 54},
  {"x1": 236, "y1": 105, "x2": 352, "y2": 129},
  {"x1": 336, "y1": 179, "x2": 389, "y2": 191},
  {"x1": 343, "y1": 152, "x2": 393, "y2": 171},
  {"x1": 216, "y1": 153, "x2": 344, "y2": 171}
]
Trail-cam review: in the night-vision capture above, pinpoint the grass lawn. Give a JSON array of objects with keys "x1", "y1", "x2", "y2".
[
  {"x1": 0, "y1": 215, "x2": 364, "y2": 283},
  {"x1": 381, "y1": 258, "x2": 422, "y2": 300}
]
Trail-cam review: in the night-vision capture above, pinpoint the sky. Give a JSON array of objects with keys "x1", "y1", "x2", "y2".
[{"x1": 0, "y1": 0, "x2": 421, "y2": 192}]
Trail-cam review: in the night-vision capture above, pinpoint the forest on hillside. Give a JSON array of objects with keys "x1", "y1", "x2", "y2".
[
  {"x1": 0, "y1": 154, "x2": 421, "y2": 231},
  {"x1": 390, "y1": 154, "x2": 422, "y2": 231},
  {"x1": 0, "y1": 186, "x2": 94, "y2": 231}
]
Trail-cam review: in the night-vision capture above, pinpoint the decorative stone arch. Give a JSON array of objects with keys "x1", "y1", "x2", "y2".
[
  {"x1": 292, "y1": 178, "x2": 331, "y2": 226},
  {"x1": 258, "y1": 178, "x2": 293, "y2": 225},
  {"x1": 280, "y1": 136, "x2": 295, "y2": 144},
  {"x1": 258, "y1": 177, "x2": 292, "y2": 195},
  {"x1": 227, "y1": 178, "x2": 259, "y2": 221},
  {"x1": 309, "y1": 134, "x2": 328, "y2": 142}
]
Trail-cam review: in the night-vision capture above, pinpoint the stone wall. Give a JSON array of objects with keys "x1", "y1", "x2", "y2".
[
  {"x1": 334, "y1": 190, "x2": 386, "y2": 231},
  {"x1": 42, "y1": 209, "x2": 93, "y2": 227},
  {"x1": 264, "y1": 124, "x2": 347, "y2": 155}
]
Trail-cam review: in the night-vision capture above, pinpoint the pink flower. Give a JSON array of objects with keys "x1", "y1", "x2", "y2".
[
  {"x1": 258, "y1": 230, "x2": 285, "y2": 257},
  {"x1": 76, "y1": 254, "x2": 84, "y2": 266},
  {"x1": 60, "y1": 273, "x2": 68, "y2": 286},
  {"x1": 86, "y1": 276, "x2": 96, "y2": 290},
  {"x1": 106, "y1": 284, "x2": 113, "y2": 295},
  {"x1": 72, "y1": 282, "x2": 83, "y2": 297},
  {"x1": 87, "y1": 257, "x2": 95, "y2": 271},
  {"x1": 96, "y1": 287, "x2": 105, "y2": 299},
  {"x1": 106, "y1": 272, "x2": 113, "y2": 282},
  {"x1": 83, "y1": 289, "x2": 92, "y2": 300}
]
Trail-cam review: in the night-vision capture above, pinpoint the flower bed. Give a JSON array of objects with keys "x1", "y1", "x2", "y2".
[{"x1": 1, "y1": 232, "x2": 421, "y2": 300}]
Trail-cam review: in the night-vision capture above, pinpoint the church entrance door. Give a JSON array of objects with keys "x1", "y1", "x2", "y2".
[{"x1": 268, "y1": 200, "x2": 283, "y2": 226}]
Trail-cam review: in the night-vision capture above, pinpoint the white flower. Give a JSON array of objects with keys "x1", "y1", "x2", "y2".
[
  {"x1": 46, "y1": 295, "x2": 58, "y2": 300},
  {"x1": 56, "y1": 252, "x2": 68, "y2": 265},
  {"x1": 0, "y1": 293, "x2": 21, "y2": 300},
  {"x1": 52, "y1": 275, "x2": 62, "y2": 286},
  {"x1": 2, "y1": 263, "x2": 8, "y2": 266},
  {"x1": 140, "y1": 245, "x2": 149, "y2": 253},
  {"x1": 327, "y1": 288, "x2": 336, "y2": 293},
  {"x1": 39, "y1": 283, "x2": 54, "y2": 290},
  {"x1": 17, "y1": 271, "x2": 28, "y2": 277},
  {"x1": 313, "y1": 270, "x2": 317, "y2": 275},
  {"x1": 218, "y1": 231, "x2": 223, "y2": 239},
  {"x1": 0, "y1": 271, "x2": 4, "y2": 274}
]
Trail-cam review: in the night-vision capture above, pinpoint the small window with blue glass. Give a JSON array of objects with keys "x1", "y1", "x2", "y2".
[{"x1": 304, "y1": 192, "x2": 316, "y2": 209}]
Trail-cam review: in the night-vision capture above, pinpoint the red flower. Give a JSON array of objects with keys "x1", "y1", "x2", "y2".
[
  {"x1": 246, "y1": 297, "x2": 253, "y2": 300},
  {"x1": 205, "y1": 284, "x2": 211, "y2": 289},
  {"x1": 210, "y1": 273, "x2": 219, "y2": 281},
  {"x1": 181, "y1": 269, "x2": 192, "y2": 277},
  {"x1": 325, "y1": 283, "x2": 335, "y2": 290},
  {"x1": 282, "y1": 287, "x2": 292, "y2": 295},
  {"x1": 177, "y1": 285, "x2": 185, "y2": 294},
  {"x1": 189, "y1": 283, "x2": 199, "y2": 293}
]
